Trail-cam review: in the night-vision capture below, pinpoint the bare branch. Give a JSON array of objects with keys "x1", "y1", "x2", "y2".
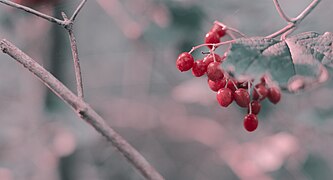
[
  {"x1": 68, "y1": 29, "x2": 84, "y2": 99},
  {"x1": 0, "y1": 39, "x2": 164, "y2": 180},
  {"x1": 0, "y1": 0, "x2": 66, "y2": 27},
  {"x1": 62, "y1": 13, "x2": 84, "y2": 99},
  {"x1": 70, "y1": 0, "x2": 87, "y2": 22},
  {"x1": 273, "y1": 0, "x2": 292, "y2": 23}
]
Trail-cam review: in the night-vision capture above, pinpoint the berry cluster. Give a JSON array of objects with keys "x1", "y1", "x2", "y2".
[{"x1": 176, "y1": 23, "x2": 282, "y2": 132}]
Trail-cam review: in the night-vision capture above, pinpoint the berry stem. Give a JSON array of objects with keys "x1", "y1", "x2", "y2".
[
  {"x1": 214, "y1": 21, "x2": 247, "y2": 37},
  {"x1": 231, "y1": 79, "x2": 238, "y2": 90},
  {"x1": 224, "y1": 79, "x2": 229, "y2": 88},
  {"x1": 189, "y1": 39, "x2": 236, "y2": 54},
  {"x1": 248, "y1": 81, "x2": 252, "y2": 114}
]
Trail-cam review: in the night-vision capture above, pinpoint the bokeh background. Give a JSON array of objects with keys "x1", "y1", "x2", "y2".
[{"x1": 1, "y1": 0, "x2": 333, "y2": 179}]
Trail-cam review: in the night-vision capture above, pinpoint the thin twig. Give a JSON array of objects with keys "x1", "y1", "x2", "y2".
[
  {"x1": 0, "y1": 0, "x2": 66, "y2": 27},
  {"x1": 266, "y1": 23, "x2": 294, "y2": 39},
  {"x1": 292, "y1": 0, "x2": 321, "y2": 24},
  {"x1": 70, "y1": 0, "x2": 87, "y2": 22},
  {"x1": 267, "y1": 0, "x2": 321, "y2": 38},
  {"x1": 273, "y1": 0, "x2": 292, "y2": 22},
  {"x1": 0, "y1": 39, "x2": 164, "y2": 180},
  {"x1": 62, "y1": 13, "x2": 84, "y2": 99}
]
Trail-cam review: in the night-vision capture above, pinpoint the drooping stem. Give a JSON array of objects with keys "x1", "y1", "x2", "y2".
[{"x1": 0, "y1": 39, "x2": 164, "y2": 180}]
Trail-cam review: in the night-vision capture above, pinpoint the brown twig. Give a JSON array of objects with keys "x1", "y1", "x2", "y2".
[
  {"x1": 0, "y1": 0, "x2": 66, "y2": 27},
  {"x1": 0, "y1": 39, "x2": 164, "y2": 180},
  {"x1": 70, "y1": 0, "x2": 87, "y2": 22},
  {"x1": 62, "y1": 12, "x2": 84, "y2": 99}
]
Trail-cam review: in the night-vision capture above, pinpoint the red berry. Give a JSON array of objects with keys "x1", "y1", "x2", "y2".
[
  {"x1": 227, "y1": 79, "x2": 238, "y2": 92},
  {"x1": 267, "y1": 87, "x2": 281, "y2": 104},
  {"x1": 216, "y1": 88, "x2": 233, "y2": 107},
  {"x1": 205, "y1": 31, "x2": 220, "y2": 49},
  {"x1": 210, "y1": 24, "x2": 226, "y2": 38},
  {"x1": 207, "y1": 62, "x2": 224, "y2": 81},
  {"x1": 203, "y1": 53, "x2": 223, "y2": 64},
  {"x1": 253, "y1": 84, "x2": 268, "y2": 101},
  {"x1": 208, "y1": 79, "x2": 226, "y2": 92},
  {"x1": 192, "y1": 60, "x2": 207, "y2": 77},
  {"x1": 244, "y1": 114, "x2": 258, "y2": 132},
  {"x1": 176, "y1": 52, "x2": 194, "y2": 72},
  {"x1": 248, "y1": 100, "x2": 261, "y2": 115},
  {"x1": 233, "y1": 88, "x2": 250, "y2": 108}
]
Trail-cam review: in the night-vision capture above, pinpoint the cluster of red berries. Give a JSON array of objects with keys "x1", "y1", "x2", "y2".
[{"x1": 176, "y1": 24, "x2": 282, "y2": 132}]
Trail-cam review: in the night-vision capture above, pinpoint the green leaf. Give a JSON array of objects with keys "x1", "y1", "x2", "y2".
[{"x1": 222, "y1": 32, "x2": 333, "y2": 92}]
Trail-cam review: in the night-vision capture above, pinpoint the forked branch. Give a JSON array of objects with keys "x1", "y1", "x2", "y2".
[
  {"x1": 267, "y1": 0, "x2": 321, "y2": 39},
  {"x1": 0, "y1": 0, "x2": 85, "y2": 99},
  {"x1": 0, "y1": 39, "x2": 164, "y2": 180},
  {"x1": 0, "y1": 0, "x2": 164, "y2": 179}
]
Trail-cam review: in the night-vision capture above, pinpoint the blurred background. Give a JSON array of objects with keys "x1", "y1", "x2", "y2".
[{"x1": 1, "y1": 0, "x2": 333, "y2": 179}]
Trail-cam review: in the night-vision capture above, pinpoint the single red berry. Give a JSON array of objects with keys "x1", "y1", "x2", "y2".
[
  {"x1": 233, "y1": 88, "x2": 250, "y2": 108},
  {"x1": 203, "y1": 53, "x2": 223, "y2": 65},
  {"x1": 210, "y1": 24, "x2": 226, "y2": 38},
  {"x1": 192, "y1": 60, "x2": 207, "y2": 77},
  {"x1": 244, "y1": 114, "x2": 258, "y2": 132},
  {"x1": 253, "y1": 84, "x2": 268, "y2": 101},
  {"x1": 248, "y1": 100, "x2": 261, "y2": 115},
  {"x1": 208, "y1": 79, "x2": 226, "y2": 92},
  {"x1": 205, "y1": 31, "x2": 220, "y2": 49},
  {"x1": 227, "y1": 79, "x2": 238, "y2": 92},
  {"x1": 207, "y1": 62, "x2": 224, "y2": 81},
  {"x1": 267, "y1": 87, "x2": 281, "y2": 104},
  {"x1": 176, "y1": 52, "x2": 194, "y2": 72},
  {"x1": 216, "y1": 88, "x2": 233, "y2": 107}
]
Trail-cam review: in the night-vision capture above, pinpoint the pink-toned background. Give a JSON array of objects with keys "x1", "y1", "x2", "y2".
[{"x1": 1, "y1": 0, "x2": 333, "y2": 179}]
